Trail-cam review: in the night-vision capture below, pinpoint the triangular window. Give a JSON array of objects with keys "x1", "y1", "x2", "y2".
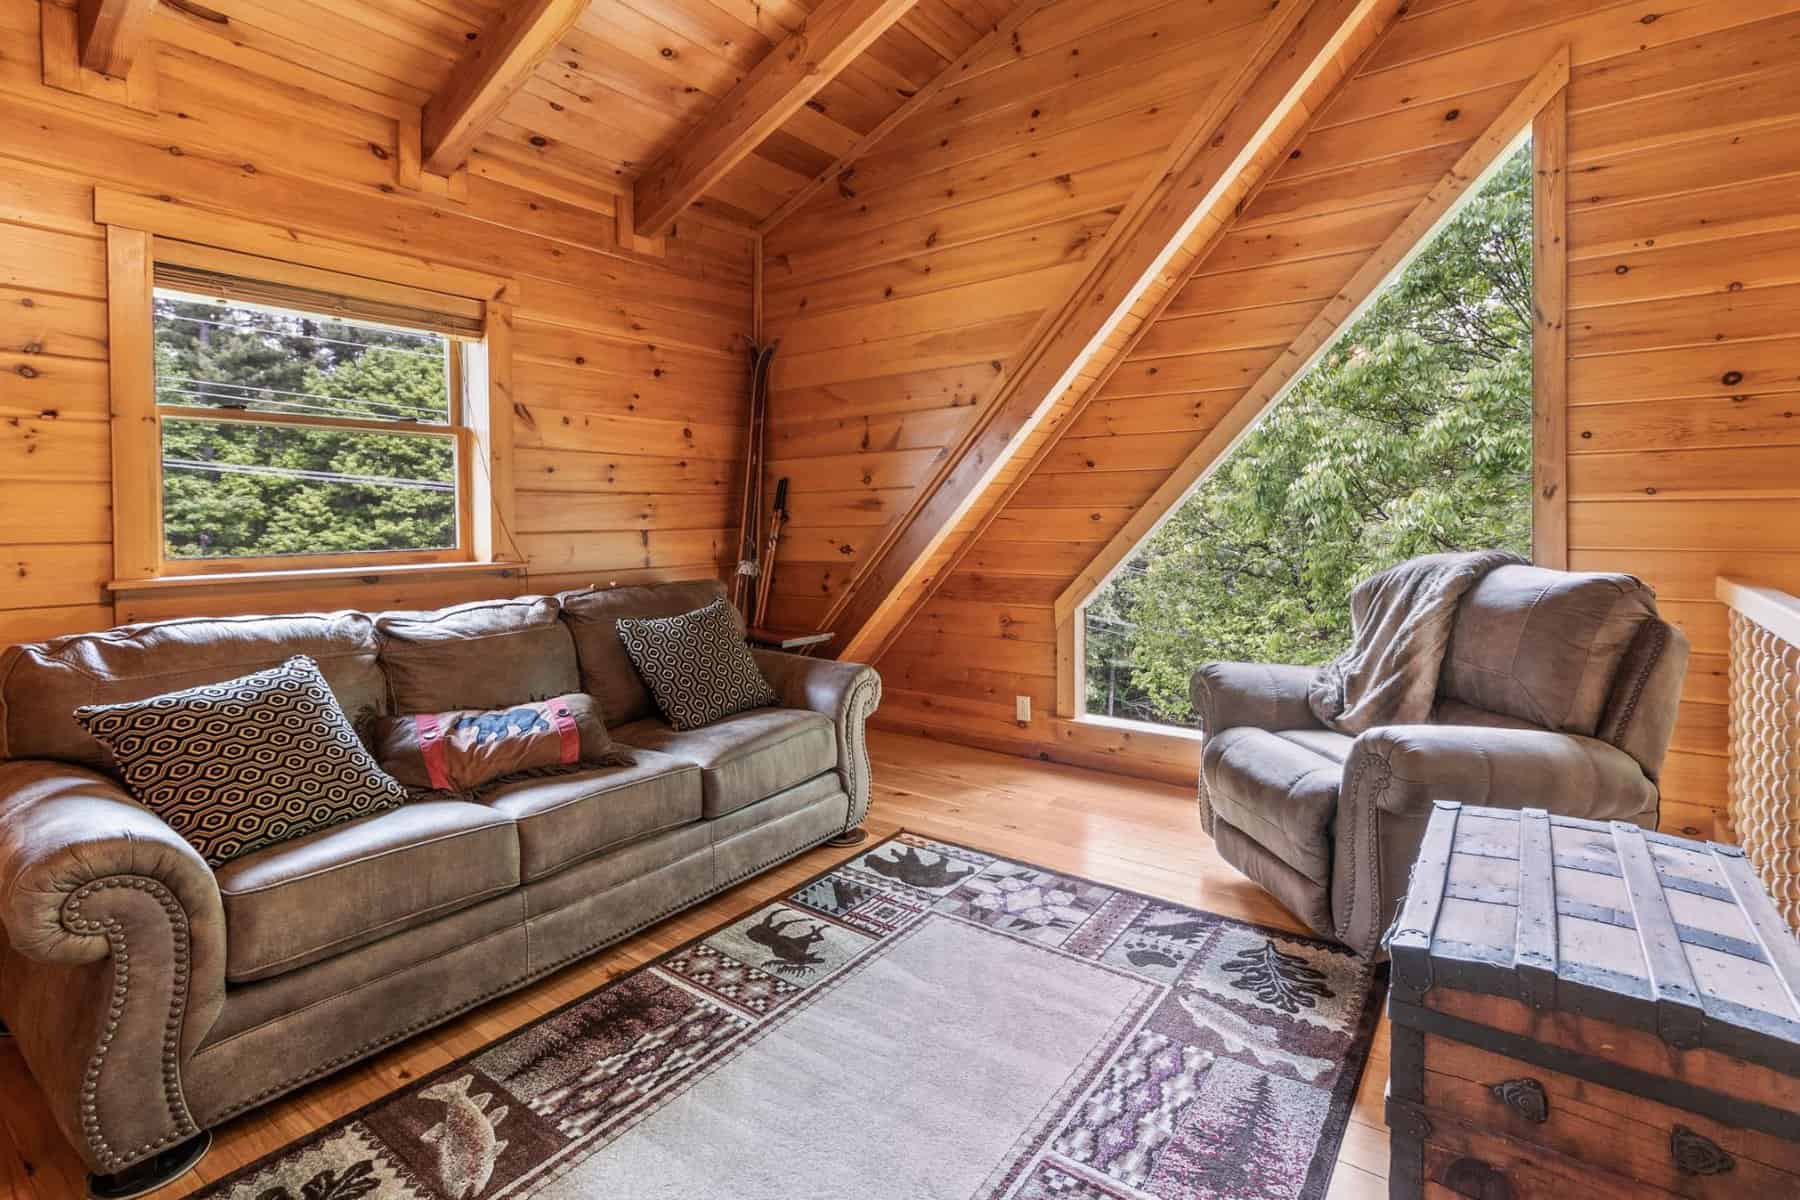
[{"x1": 1083, "y1": 141, "x2": 1535, "y2": 727}]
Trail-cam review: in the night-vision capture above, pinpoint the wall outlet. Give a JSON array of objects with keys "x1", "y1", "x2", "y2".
[{"x1": 1015, "y1": 695, "x2": 1032, "y2": 724}]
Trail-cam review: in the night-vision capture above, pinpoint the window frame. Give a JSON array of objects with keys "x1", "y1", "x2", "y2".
[
  {"x1": 101, "y1": 195, "x2": 519, "y2": 587},
  {"x1": 1056, "y1": 56, "x2": 1571, "y2": 730}
]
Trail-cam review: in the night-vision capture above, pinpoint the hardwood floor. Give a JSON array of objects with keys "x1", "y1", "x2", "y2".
[{"x1": 0, "y1": 730, "x2": 1391, "y2": 1200}]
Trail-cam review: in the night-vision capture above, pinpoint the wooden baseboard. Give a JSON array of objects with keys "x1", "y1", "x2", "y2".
[{"x1": 872, "y1": 688, "x2": 1201, "y2": 788}]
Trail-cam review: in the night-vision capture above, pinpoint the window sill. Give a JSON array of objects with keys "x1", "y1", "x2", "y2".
[
  {"x1": 108, "y1": 560, "x2": 523, "y2": 595},
  {"x1": 1073, "y1": 713, "x2": 1206, "y2": 741}
]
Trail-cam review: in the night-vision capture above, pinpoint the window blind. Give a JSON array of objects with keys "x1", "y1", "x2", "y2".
[{"x1": 153, "y1": 254, "x2": 486, "y2": 339}]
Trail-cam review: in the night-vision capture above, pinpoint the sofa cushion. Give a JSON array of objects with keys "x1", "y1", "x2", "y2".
[
  {"x1": 76, "y1": 655, "x2": 409, "y2": 867},
  {"x1": 613, "y1": 708, "x2": 835, "y2": 818},
  {"x1": 376, "y1": 595, "x2": 579, "y2": 714},
  {"x1": 478, "y1": 750, "x2": 702, "y2": 881},
  {"x1": 0, "y1": 611, "x2": 384, "y2": 770},
  {"x1": 215, "y1": 798, "x2": 519, "y2": 982},
  {"x1": 558, "y1": 580, "x2": 741, "y2": 726},
  {"x1": 1440, "y1": 565, "x2": 1656, "y2": 737},
  {"x1": 1202, "y1": 726, "x2": 1341, "y2": 885},
  {"x1": 616, "y1": 598, "x2": 779, "y2": 731}
]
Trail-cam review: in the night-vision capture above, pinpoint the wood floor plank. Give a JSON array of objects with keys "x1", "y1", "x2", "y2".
[{"x1": 0, "y1": 730, "x2": 1390, "y2": 1198}]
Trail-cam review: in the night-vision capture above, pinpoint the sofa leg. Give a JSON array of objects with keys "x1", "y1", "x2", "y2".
[
  {"x1": 88, "y1": 1131, "x2": 211, "y2": 1200},
  {"x1": 827, "y1": 826, "x2": 868, "y2": 848}
]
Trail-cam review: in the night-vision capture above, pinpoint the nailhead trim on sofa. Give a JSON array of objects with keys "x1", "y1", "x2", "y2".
[
  {"x1": 1335, "y1": 745, "x2": 1393, "y2": 956},
  {"x1": 62, "y1": 877, "x2": 200, "y2": 1171},
  {"x1": 838, "y1": 673, "x2": 881, "y2": 833},
  {"x1": 1609, "y1": 620, "x2": 1668, "y2": 750}
]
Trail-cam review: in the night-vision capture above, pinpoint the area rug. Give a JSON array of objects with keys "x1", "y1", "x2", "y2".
[{"x1": 193, "y1": 833, "x2": 1386, "y2": 1200}]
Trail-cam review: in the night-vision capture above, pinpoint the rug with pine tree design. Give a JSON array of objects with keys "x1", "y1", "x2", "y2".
[{"x1": 192, "y1": 833, "x2": 1385, "y2": 1200}]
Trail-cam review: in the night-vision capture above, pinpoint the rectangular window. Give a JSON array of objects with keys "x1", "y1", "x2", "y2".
[
  {"x1": 151, "y1": 290, "x2": 464, "y2": 564},
  {"x1": 101, "y1": 206, "x2": 515, "y2": 588}
]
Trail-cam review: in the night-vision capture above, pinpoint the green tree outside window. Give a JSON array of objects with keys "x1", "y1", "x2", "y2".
[
  {"x1": 152, "y1": 294, "x2": 458, "y2": 559},
  {"x1": 1085, "y1": 142, "x2": 1534, "y2": 727}
]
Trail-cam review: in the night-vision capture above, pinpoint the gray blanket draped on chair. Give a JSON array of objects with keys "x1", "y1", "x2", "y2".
[{"x1": 1307, "y1": 549, "x2": 1525, "y2": 734}]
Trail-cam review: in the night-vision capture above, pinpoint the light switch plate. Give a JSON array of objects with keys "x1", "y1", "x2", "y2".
[{"x1": 1015, "y1": 695, "x2": 1031, "y2": 723}]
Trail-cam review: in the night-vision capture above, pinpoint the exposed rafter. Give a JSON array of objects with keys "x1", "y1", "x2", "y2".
[
  {"x1": 632, "y1": 0, "x2": 925, "y2": 239},
  {"x1": 758, "y1": 0, "x2": 1059, "y2": 235},
  {"x1": 1052, "y1": 49, "x2": 1574, "y2": 628},
  {"x1": 76, "y1": 0, "x2": 156, "y2": 78},
  {"x1": 826, "y1": 0, "x2": 1408, "y2": 663},
  {"x1": 421, "y1": 0, "x2": 586, "y2": 176},
  {"x1": 867, "y1": 0, "x2": 1414, "y2": 675}
]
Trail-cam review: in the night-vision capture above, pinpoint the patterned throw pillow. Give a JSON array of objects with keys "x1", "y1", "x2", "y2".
[
  {"x1": 75, "y1": 655, "x2": 409, "y2": 866},
  {"x1": 371, "y1": 692, "x2": 632, "y2": 794},
  {"x1": 615, "y1": 598, "x2": 779, "y2": 731}
]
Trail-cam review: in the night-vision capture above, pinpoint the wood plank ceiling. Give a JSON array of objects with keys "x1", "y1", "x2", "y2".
[{"x1": 143, "y1": 0, "x2": 1015, "y2": 231}]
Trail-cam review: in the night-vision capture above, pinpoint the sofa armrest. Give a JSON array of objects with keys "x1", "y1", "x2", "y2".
[
  {"x1": 1331, "y1": 726, "x2": 1658, "y2": 956},
  {"x1": 1190, "y1": 662, "x2": 1323, "y2": 736},
  {"x1": 0, "y1": 761, "x2": 225, "y2": 1174},
  {"x1": 752, "y1": 651, "x2": 883, "y2": 832}
]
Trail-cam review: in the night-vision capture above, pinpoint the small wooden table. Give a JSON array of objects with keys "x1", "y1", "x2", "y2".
[
  {"x1": 746, "y1": 628, "x2": 833, "y2": 657},
  {"x1": 1384, "y1": 802, "x2": 1800, "y2": 1198}
]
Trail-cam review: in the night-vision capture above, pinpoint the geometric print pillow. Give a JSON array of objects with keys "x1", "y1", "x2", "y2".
[
  {"x1": 615, "y1": 599, "x2": 779, "y2": 731},
  {"x1": 75, "y1": 655, "x2": 408, "y2": 867}
]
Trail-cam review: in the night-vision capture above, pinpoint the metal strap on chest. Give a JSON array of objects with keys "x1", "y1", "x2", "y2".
[
  {"x1": 1612, "y1": 821, "x2": 1707, "y2": 1049},
  {"x1": 1385, "y1": 801, "x2": 1462, "y2": 995},
  {"x1": 1513, "y1": 808, "x2": 1559, "y2": 1009}
]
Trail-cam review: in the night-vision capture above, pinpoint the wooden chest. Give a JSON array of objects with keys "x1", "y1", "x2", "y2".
[{"x1": 1384, "y1": 802, "x2": 1800, "y2": 1199}]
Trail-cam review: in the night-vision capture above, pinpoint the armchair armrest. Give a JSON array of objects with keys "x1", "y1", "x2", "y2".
[
  {"x1": 0, "y1": 761, "x2": 225, "y2": 1174},
  {"x1": 752, "y1": 651, "x2": 882, "y2": 832},
  {"x1": 1190, "y1": 662, "x2": 1323, "y2": 736},
  {"x1": 1331, "y1": 726, "x2": 1658, "y2": 956},
  {"x1": 1191, "y1": 663, "x2": 1323, "y2": 837}
]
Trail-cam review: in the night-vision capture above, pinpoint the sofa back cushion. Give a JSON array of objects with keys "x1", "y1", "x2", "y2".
[
  {"x1": 1439, "y1": 565, "x2": 1657, "y2": 737},
  {"x1": 376, "y1": 595, "x2": 579, "y2": 713},
  {"x1": 0, "y1": 611, "x2": 385, "y2": 769},
  {"x1": 558, "y1": 580, "x2": 739, "y2": 726}
]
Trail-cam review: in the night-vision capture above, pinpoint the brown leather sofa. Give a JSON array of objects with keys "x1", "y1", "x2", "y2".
[
  {"x1": 1190, "y1": 564, "x2": 1689, "y2": 957},
  {"x1": 0, "y1": 580, "x2": 880, "y2": 1189}
]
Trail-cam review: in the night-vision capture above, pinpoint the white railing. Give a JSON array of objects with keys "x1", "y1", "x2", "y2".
[{"x1": 1718, "y1": 577, "x2": 1800, "y2": 932}]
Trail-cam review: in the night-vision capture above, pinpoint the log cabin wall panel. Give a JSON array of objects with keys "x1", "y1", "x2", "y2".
[
  {"x1": 0, "y1": 0, "x2": 755, "y2": 643},
  {"x1": 863, "y1": 0, "x2": 1800, "y2": 838},
  {"x1": 757, "y1": 0, "x2": 1277, "y2": 630}
]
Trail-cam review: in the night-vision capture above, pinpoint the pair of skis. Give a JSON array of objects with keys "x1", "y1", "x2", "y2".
[{"x1": 733, "y1": 339, "x2": 785, "y2": 627}]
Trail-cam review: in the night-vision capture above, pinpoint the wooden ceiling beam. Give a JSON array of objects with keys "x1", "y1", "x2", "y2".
[
  {"x1": 632, "y1": 0, "x2": 924, "y2": 239},
  {"x1": 76, "y1": 0, "x2": 157, "y2": 78},
  {"x1": 422, "y1": 0, "x2": 587, "y2": 176},
  {"x1": 824, "y1": 0, "x2": 1408, "y2": 662},
  {"x1": 758, "y1": 0, "x2": 1057, "y2": 235}
]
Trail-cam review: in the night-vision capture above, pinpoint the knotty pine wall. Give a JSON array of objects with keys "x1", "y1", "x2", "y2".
[
  {"x1": 792, "y1": 0, "x2": 1800, "y2": 842},
  {"x1": 756, "y1": 0, "x2": 1282, "y2": 632},
  {"x1": 0, "y1": 0, "x2": 752, "y2": 642}
]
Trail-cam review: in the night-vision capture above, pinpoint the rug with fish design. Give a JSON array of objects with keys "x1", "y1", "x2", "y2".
[{"x1": 190, "y1": 833, "x2": 1386, "y2": 1200}]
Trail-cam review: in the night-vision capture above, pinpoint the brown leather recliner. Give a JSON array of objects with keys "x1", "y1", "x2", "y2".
[{"x1": 1191, "y1": 564, "x2": 1689, "y2": 957}]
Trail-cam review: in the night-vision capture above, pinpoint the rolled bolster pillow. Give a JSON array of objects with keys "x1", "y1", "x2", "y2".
[{"x1": 372, "y1": 691, "x2": 630, "y2": 792}]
